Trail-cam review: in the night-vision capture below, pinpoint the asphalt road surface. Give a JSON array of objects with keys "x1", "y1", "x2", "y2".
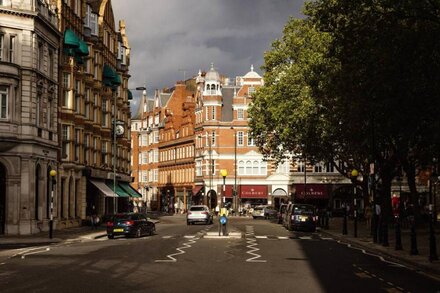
[{"x1": 0, "y1": 216, "x2": 438, "y2": 293}]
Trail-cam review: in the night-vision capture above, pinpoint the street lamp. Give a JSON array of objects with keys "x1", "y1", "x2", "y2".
[
  {"x1": 220, "y1": 169, "x2": 228, "y2": 236},
  {"x1": 429, "y1": 163, "x2": 438, "y2": 261},
  {"x1": 351, "y1": 169, "x2": 359, "y2": 238},
  {"x1": 198, "y1": 133, "x2": 213, "y2": 208},
  {"x1": 230, "y1": 126, "x2": 238, "y2": 213},
  {"x1": 394, "y1": 174, "x2": 403, "y2": 250},
  {"x1": 49, "y1": 169, "x2": 57, "y2": 239}
]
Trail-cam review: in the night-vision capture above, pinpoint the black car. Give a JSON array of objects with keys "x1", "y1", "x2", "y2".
[
  {"x1": 106, "y1": 213, "x2": 155, "y2": 239},
  {"x1": 286, "y1": 204, "x2": 317, "y2": 232},
  {"x1": 277, "y1": 203, "x2": 288, "y2": 224}
]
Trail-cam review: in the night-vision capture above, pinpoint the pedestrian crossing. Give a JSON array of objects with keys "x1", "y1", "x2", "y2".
[
  {"x1": 154, "y1": 234, "x2": 332, "y2": 240},
  {"x1": 99, "y1": 233, "x2": 334, "y2": 241}
]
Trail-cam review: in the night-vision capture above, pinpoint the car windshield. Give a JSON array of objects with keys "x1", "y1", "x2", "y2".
[
  {"x1": 254, "y1": 206, "x2": 264, "y2": 210},
  {"x1": 113, "y1": 214, "x2": 132, "y2": 220},
  {"x1": 293, "y1": 206, "x2": 314, "y2": 215},
  {"x1": 190, "y1": 207, "x2": 205, "y2": 211}
]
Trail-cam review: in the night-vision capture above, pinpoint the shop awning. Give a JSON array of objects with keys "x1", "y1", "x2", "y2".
[
  {"x1": 119, "y1": 182, "x2": 142, "y2": 198},
  {"x1": 89, "y1": 179, "x2": 117, "y2": 197},
  {"x1": 192, "y1": 185, "x2": 203, "y2": 195},
  {"x1": 105, "y1": 181, "x2": 130, "y2": 197}
]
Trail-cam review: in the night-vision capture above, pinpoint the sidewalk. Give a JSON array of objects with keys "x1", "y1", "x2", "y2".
[{"x1": 320, "y1": 217, "x2": 440, "y2": 278}]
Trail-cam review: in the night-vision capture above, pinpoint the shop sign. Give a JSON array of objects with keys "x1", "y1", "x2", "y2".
[
  {"x1": 240, "y1": 185, "x2": 267, "y2": 198},
  {"x1": 295, "y1": 184, "x2": 328, "y2": 199}
]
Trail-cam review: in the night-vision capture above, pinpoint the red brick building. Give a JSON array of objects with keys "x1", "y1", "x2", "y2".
[{"x1": 131, "y1": 64, "x2": 351, "y2": 213}]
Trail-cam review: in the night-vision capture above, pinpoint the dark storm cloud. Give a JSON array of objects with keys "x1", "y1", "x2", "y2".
[{"x1": 111, "y1": 0, "x2": 306, "y2": 108}]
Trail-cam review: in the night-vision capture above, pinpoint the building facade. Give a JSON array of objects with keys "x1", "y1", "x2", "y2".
[
  {"x1": 130, "y1": 64, "x2": 354, "y2": 214},
  {"x1": 0, "y1": 0, "x2": 60, "y2": 235},
  {"x1": 57, "y1": 0, "x2": 137, "y2": 231},
  {"x1": 0, "y1": 0, "x2": 135, "y2": 235}
]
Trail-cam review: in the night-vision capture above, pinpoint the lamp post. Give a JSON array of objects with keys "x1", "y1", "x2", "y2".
[
  {"x1": 49, "y1": 169, "x2": 57, "y2": 239},
  {"x1": 220, "y1": 169, "x2": 228, "y2": 236},
  {"x1": 429, "y1": 164, "x2": 438, "y2": 262},
  {"x1": 351, "y1": 169, "x2": 358, "y2": 238},
  {"x1": 230, "y1": 126, "x2": 238, "y2": 213},
  {"x1": 394, "y1": 174, "x2": 403, "y2": 250},
  {"x1": 198, "y1": 133, "x2": 212, "y2": 208}
]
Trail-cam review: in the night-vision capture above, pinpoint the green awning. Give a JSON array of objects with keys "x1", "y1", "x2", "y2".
[
  {"x1": 112, "y1": 73, "x2": 121, "y2": 86},
  {"x1": 76, "y1": 40, "x2": 89, "y2": 56},
  {"x1": 103, "y1": 64, "x2": 115, "y2": 79},
  {"x1": 119, "y1": 182, "x2": 142, "y2": 198},
  {"x1": 105, "y1": 181, "x2": 130, "y2": 197},
  {"x1": 64, "y1": 28, "x2": 80, "y2": 48},
  {"x1": 127, "y1": 89, "x2": 133, "y2": 100}
]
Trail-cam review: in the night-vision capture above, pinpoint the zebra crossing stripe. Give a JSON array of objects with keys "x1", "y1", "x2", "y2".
[
  {"x1": 278, "y1": 236, "x2": 289, "y2": 240},
  {"x1": 255, "y1": 236, "x2": 267, "y2": 239}
]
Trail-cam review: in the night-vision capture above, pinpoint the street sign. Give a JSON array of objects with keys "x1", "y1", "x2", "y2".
[{"x1": 220, "y1": 216, "x2": 227, "y2": 225}]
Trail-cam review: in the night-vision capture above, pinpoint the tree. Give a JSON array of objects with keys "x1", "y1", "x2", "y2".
[{"x1": 250, "y1": 0, "x2": 440, "y2": 245}]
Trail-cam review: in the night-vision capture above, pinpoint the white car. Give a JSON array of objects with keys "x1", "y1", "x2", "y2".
[
  {"x1": 187, "y1": 205, "x2": 213, "y2": 225},
  {"x1": 252, "y1": 205, "x2": 266, "y2": 219}
]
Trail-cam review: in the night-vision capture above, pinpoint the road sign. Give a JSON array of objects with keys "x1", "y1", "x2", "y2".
[{"x1": 220, "y1": 216, "x2": 227, "y2": 225}]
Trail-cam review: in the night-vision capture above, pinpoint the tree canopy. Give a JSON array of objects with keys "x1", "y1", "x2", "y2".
[{"x1": 249, "y1": 0, "x2": 440, "y2": 213}]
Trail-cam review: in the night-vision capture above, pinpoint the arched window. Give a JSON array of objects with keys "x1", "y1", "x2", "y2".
[
  {"x1": 211, "y1": 84, "x2": 215, "y2": 90},
  {"x1": 246, "y1": 161, "x2": 252, "y2": 174},
  {"x1": 252, "y1": 161, "x2": 259, "y2": 175},
  {"x1": 238, "y1": 160, "x2": 245, "y2": 175},
  {"x1": 261, "y1": 161, "x2": 267, "y2": 175}
]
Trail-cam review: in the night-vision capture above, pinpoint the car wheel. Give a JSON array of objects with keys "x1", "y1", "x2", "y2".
[
  {"x1": 107, "y1": 235, "x2": 114, "y2": 239},
  {"x1": 135, "y1": 228, "x2": 141, "y2": 238}
]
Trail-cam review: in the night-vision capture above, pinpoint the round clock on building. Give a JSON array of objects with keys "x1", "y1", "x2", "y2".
[{"x1": 115, "y1": 124, "x2": 125, "y2": 136}]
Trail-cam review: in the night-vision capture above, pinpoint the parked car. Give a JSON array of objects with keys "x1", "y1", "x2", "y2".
[
  {"x1": 263, "y1": 206, "x2": 278, "y2": 219},
  {"x1": 285, "y1": 204, "x2": 317, "y2": 232},
  {"x1": 277, "y1": 203, "x2": 288, "y2": 224},
  {"x1": 187, "y1": 205, "x2": 213, "y2": 225},
  {"x1": 106, "y1": 213, "x2": 156, "y2": 239},
  {"x1": 252, "y1": 205, "x2": 266, "y2": 219}
]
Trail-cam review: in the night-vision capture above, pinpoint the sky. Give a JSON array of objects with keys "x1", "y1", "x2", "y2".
[{"x1": 111, "y1": 0, "x2": 306, "y2": 109}]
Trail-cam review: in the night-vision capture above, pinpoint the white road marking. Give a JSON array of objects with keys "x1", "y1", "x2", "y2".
[
  {"x1": 255, "y1": 236, "x2": 267, "y2": 239},
  {"x1": 155, "y1": 237, "x2": 199, "y2": 263},
  {"x1": 278, "y1": 236, "x2": 289, "y2": 240},
  {"x1": 162, "y1": 236, "x2": 172, "y2": 239},
  {"x1": 184, "y1": 235, "x2": 196, "y2": 238},
  {"x1": 337, "y1": 240, "x2": 405, "y2": 268},
  {"x1": 299, "y1": 236, "x2": 312, "y2": 240},
  {"x1": 245, "y1": 226, "x2": 266, "y2": 263},
  {"x1": 21, "y1": 247, "x2": 50, "y2": 259}
]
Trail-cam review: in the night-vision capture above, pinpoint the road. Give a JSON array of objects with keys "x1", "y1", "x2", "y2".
[{"x1": 0, "y1": 215, "x2": 438, "y2": 293}]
